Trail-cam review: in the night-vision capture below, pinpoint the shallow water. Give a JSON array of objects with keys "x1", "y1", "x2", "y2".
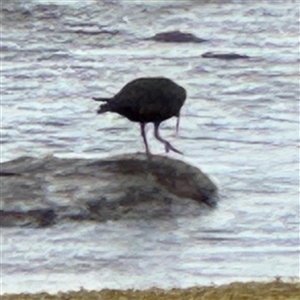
[{"x1": 1, "y1": 0, "x2": 299, "y2": 294}]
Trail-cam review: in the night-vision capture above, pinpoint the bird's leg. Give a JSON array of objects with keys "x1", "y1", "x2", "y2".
[
  {"x1": 154, "y1": 122, "x2": 182, "y2": 155},
  {"x1": 175, "y1": 114, "x2": 180, "y2": 136},
  {"x1": 140, "y1": 123, "x2": 150, "y2": 155}
]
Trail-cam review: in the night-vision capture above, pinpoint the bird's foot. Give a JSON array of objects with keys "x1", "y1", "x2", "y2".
[
  {"x1": 165, "y1": 142, "x2": 183, "y2": 155},
  {"x1": 145, "y1": 146, "x2": 152, "y2": 156}
]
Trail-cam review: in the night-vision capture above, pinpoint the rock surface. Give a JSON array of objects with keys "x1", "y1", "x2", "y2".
[
  {"x1": 0, "y1": 154, "x2": 218, "y2": 227},
  {"x1": 147, "y1": 31, "x2": 207, "y2": 43},
  {"x1": 201, "y1": 52, "x2": 250, "y2": 60}
]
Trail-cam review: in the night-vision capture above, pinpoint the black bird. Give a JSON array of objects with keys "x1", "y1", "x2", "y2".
[{"x1": 92, "y1": 77, "x2": 186, "y2": 154}]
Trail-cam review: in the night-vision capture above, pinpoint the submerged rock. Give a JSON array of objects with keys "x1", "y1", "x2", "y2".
[
  {"x1": 202, "y1": 52, "x2": 250, "y2": 60},
  {"x1": 0, "y1": 154, "x2": 218, "y2": 227},
  {"x1": 0, "y1": 209, "x2": 56, "y2": 227},
  {"x1": 147, "y1": 31, "x2": 207, "y2": 43}
]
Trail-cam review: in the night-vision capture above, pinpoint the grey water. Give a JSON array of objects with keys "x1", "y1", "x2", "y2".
[{"x1": 1, "y1": 0, "x2": 299, "y2": 294}]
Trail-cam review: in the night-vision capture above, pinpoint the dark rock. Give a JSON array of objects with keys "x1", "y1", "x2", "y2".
[
  {"x1": 147, "y1": 31, "x2": 207, "y2": 43},
  {"x1": 202, "y1": 52, "x2": 250, "y2": 60},
  {"x1": 0, "y1": 209, "x2": 56, "y2": 227},
  {"x1": 0, "y1": 154, "x2": 218, "y2": 227},
  {"x1": 63, "y1": 29, "x2": 119, "y2": 36},
  {"x1": 0, "y1": 172, "x2": 20, "y2": 176}
]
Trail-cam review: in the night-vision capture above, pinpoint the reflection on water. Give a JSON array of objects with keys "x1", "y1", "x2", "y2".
[{"x1": 1, "y1": 0, "x2": 299, "y2": 294}]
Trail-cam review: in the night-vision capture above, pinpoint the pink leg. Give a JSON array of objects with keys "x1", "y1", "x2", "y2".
[
  {"x1": 175, "y1": 115, "x2": 180, "y2": 136},
  {"x1": 140, "y1": 123, "x2": 150, "y2": 154},
  {"x1": 154, "y1": 122, "x2": 182, "y2": 154}
]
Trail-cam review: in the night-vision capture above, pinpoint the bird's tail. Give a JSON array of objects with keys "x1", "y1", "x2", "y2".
[
  {"x1": 92, "y1": 97, "x2": 111, "y2": 102},
  {"x1": 92, "y1": 97, "x2": 112, "y2": 114},
  {"x1": 97, "y1": 103, "x2": 111, "y2": 114}
]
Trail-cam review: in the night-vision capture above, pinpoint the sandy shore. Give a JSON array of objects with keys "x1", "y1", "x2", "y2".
[{"x1": 2, "y1": 280, "x2": 299, "y2": 300}]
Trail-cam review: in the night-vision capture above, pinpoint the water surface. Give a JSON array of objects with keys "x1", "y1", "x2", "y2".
[{"x1": 1, "y1": 0, "x2": 299, "y2": 294}]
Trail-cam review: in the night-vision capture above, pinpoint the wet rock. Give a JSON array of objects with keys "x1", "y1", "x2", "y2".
[
  {"x1": 0, "y1": 154, "x2": 218, "y2": 227},
  {"x1": 62, "y1": 29, "x2": 119, "y2": 36},
  {"x1": 147, "y1": 31, "x2": 207, "y2": 43},
  {"x1": 0, "y1": 209, "x2": 56, "y2": 227},
  {"x1": 202, "y1": 52, "x2": 250, "y2": 60}
]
